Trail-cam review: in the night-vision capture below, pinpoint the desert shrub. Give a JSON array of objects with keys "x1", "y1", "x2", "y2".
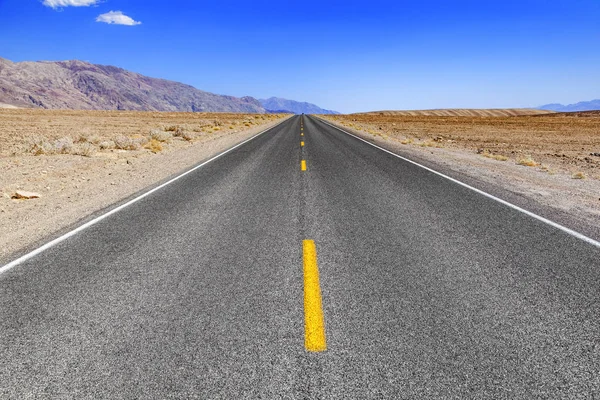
[
  {"x1": 145, "y1": 139, "x2": 163, "y2": 152},
  {"x1": 99, "y1": 140, "x2": 116, "y2": 150},
  {"x1": 150, "y1": 129, "x2": 172, "y2": 142},
  {"x1": 182, "y1": 131, "x2": 195, "y2": 141},
  {"x1": 517, "y1": 156, "x2": 538, "y2": 167},
  {"x1": 482, "y1": 151, "x2": 508, "y2": 161},
  {"x1": 53, "y1": 137, "x2": 74, "y2": 154},
  {"x1": 114, "y1": 136, "x2": 140, "y2": 150},
  {"x1": 77, "y1": 133, "x2": 101, "y2": 144},
  {"x1": 71, "y1": 142, "x2": 96, "y2": 157},
  {"x1": 28, "y1": 138, "x2": 55, "y2": 155},
  {"x1": 172, "y1": 126, "x2": 186, "y2": 137},
  {"x1": 572, "y1": 172, "x2": 586, "y2": 179},
  {"x1": 133, "y1": 136, "x2": 149, "y2": 147}
]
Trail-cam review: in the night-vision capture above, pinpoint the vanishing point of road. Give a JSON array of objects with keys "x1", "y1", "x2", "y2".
[{"x1": 1, "y1": 115, "x2": 599, "y2": 398}]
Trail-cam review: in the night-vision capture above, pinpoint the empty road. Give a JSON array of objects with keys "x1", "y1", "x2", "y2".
[{"x1": 1, "y1": 115, "x2": 599, "y2": 398}]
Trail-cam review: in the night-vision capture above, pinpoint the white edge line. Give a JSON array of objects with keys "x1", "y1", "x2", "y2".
[
  {"x1": 314, "y1": 116, "x2": 600, "y2": 250},
  {"x1": 0, "y1": 116, "x2": 293, "y2": 275}
]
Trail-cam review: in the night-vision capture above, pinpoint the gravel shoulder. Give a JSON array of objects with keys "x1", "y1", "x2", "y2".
[
  {"x1": 317, "y1": 115, "x2": 600, "y2": 242},
  {"x1": 0, "y1": 111, "x2": 290, "y2": 263}
]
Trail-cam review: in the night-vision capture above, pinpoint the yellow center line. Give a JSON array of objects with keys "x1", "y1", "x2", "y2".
[
  {"x1": 303, "y1": 240, "x2": 327, "y2": 352},
  {"x1": 301, "y1": 160, "x2": 307, "y2": 171},
  {"x1": 301, "y1": 141, "x2": 304, "y2": 147}
]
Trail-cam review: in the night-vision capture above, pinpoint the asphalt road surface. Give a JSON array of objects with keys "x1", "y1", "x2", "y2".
[{"x1": 1, "y1": 115, "x2": 599, "y2": 398}]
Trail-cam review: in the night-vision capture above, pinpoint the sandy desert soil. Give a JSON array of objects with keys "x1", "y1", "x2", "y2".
[
  {"x1": 319, "y1": 111, "x2": 600, "y2": 232},
  {"x1": 0, "y1": 110, "x2": 290, "y2": 262}
]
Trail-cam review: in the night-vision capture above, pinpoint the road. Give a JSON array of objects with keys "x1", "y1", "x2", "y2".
[{"x1": 1, "y1": 115, "x2": 600, "y2": 398}]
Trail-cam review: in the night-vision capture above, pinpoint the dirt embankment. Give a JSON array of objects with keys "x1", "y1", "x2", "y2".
[
  {"x1": 319, "y1": 112, "x2": 600, "y2": 233},
  {"x1": 0, "y1": 110, "x2": 290, "y2": 262}
]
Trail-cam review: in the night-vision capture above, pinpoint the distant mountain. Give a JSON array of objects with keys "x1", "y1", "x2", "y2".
[
  {"x1": 539, "y1": 99, "x2": 600, "y2": 112},
  {"x1": 0, "y1": 57, "x2": 265, "y2": 113},
  {"x1": 260, "y1": 97, "x2": 339, "y2": 114}
]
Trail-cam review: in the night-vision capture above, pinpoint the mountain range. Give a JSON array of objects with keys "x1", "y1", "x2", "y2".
[
  {"x1": 0, "y1": 57, "x2": 337, "y2": 114},
  {"x1": 259, "y1": 97, "x2": 339, "y2": 114},
  {"x1": 539, "y1": 99, "x2": 600, "y2": 112}
]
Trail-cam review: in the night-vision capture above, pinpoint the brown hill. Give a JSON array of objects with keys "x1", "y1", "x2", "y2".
[
  {"x1": 357, "y1": 109, "x2": 554, "y2": 117},
  {"x1": 0, "y1": 57, "x2": 265, "y2": 113},
  {"x1": 543, "y1": 110, "x2": 600, "y2": 118}
]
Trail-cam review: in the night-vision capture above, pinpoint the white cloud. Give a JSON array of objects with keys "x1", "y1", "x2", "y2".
[
  {"x1": 43, "y1": 0, "x2": 101, "y2": 8},
  {"x1": 96, "y1": 11, "x2": 141, "y2": 26}
]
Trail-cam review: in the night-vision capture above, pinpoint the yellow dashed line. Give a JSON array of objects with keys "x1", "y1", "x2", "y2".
[
  {"x1": 301, "y1": 141, "x2": 305, "y2": 147},
  {"x1": 303, "y1": 240, "x2": 327, "y2": 352},
  {"x1": 301, "y1": 160, "x2": 307, "y2": 171}
]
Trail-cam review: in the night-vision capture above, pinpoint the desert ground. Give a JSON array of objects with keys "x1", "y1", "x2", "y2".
[
  {"x1": 319, "y1": 110, "x2": 600, "y2": 231},
  {"x1": 0, "y1": 110, "x2": 289, "y2": 261}
]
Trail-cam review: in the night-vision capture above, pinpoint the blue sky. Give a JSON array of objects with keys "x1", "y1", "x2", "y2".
[{"x1": 0, "y1": 0, "x2": 599, "y2": 113}]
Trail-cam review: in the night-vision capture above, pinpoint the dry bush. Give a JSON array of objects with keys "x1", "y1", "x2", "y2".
[
  {"x1": 99, "y1": 140, "x2": 115, "y2": 150},
  {"x1": 114, "y1": 136, "x2": 140, "y2": 150},
  {"x1": 572, "y1": 172, "x2": 586, "y2": 179},
  {"x1": 517, "y1": 156, "x2": 539, "y2": 167},
  {"x1": 28, "y1": 138, "x2": 55, "y2": 155},
  {"x1": 144, "y1": 139, "x2": 163, "y2": 153},
  {"x1": 133, "y1": 136, "x2": 149, "y2": 147},
  {"x1": 482, "y1": 151, "x2": 508, "y2": 161},
  {"x1": 150, "y1": 129, "x2": 172, "y2": 142},
  {"x1": 181, "y1": 131, "x2": 195, "y2": 141},
  {"x1": 77, "y1": 133, "x2": 101, "y2": 144},
  {"x1": 53, "y1": 137, "x2": 74, "y2": 154},
  {"x1": 166, "y1": 125, "x2": 187, "y2": 137},
  {"x1": 173, "y1": 127, "x2": 186, "y2": 137},
  {"x1": 71, "y1": 142, "x2": 96, "y2": 157}
]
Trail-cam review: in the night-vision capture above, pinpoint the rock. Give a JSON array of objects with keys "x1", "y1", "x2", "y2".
[{"x1": 12, "y1": 190, "x2": 41, "y2": 199}]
